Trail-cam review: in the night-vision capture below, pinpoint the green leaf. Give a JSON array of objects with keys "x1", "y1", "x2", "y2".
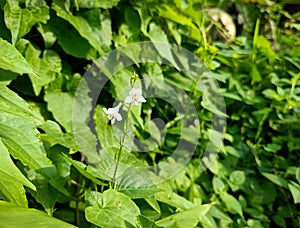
[
  {"x1": 155, "y1": 190, "x2": 194, "y2": 210},
  {"x1": 64, "y1": 155, "x2": 109, "y2": 185},
  {"x1": 0, "y1": 138, "x2": 33, "y2": 207},
  {"x1": 24, "y1": 169, "x2": 58, "y2": 215},
  {"x1": 116, "y1": 172, "x2": 162, "y2": 198},
  {"x1": 146, "y1": 23, "x2": 180, "y2": 71},
  {"x1": 207, "y1": 205, "x2": 233, "y2": 224},
  {"x1": 39, "y1": 120, "x2": 77, "y2": 150},
  {"x1": 85, "y1": 189, "x2": 140, "y2": 228},
  {"x1": 0, "y1": 179, "x2": 28, "y2": 207},
  {"x1": 296, "y1": 167, "x2": 300, "y2": 183},
  {"x1": 0, "y1": 112, "x2": 56, "y2": 177},
  {"x1": 44, "y1": 91, "x2": 74, "y2": 132},
  {"x1": 229, "y1": 170, "x2": 246, "y2": 185},
  {"x1": 155, "y1": 204, "x2": 211, "y2": 228},
  {"x1": 251, "y1": 64, "x2": 262, "y2": 82},
  {"x1": 36, "y1": 23, "x2": 57, "y2": 49},
  {"x1": 0, "y1": 83, "x2": 33, "y2": 117},
  {"x1": 0, "y1": 38, "x2": 35, "y2": 75},
  {"x1": 288, "y1": 181, "x2": 300, "y2": 204},
  {"x1": 0, "y1": 138, "x2": 35, "y2": 190},
  {"x1": 260, "y1": 172, "x2": 289, "y2": 188},
  {"x1": 41, "y1": 16, "x2": 97, "y2": 60},
  {"x1": 76, "y1": 0, "x2": 121, "y2": 9},
  {"x1": 23, "y1": 41, "x2": 62, "y2": 95},
  {"x1": 4, "y1": 0, "x2": 49, "y2": 44},
  {"x1": 52, "y1": 0, "x2": 111, "y2": 54},
  {"x1": 0, "y1": 69, "x2": 18, "y2": 81},
  {"x1": 155, "y1": 5, "x2": 201, "y2": 42},
  {"x1": 0, "y1": 201, "x2": 77, "y2": 227},
  {"x1": 212, "y1": 176, "x2": 226, "y2": 193},
  {"x1": 220, "y1": 192, "x2": 243, "y2": 217}
]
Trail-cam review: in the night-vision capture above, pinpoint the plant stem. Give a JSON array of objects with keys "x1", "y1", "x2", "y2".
[
  {"x1": 112, "y1": 104, "x2": 131, "y2": 189},
  {"x1": 75, "y1": 153, "x2": 85, "y2": 227}
]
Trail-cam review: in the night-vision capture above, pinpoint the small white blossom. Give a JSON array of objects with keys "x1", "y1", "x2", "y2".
[
  {"x1": 125, "y1": 88, "x2": 146, "y2": 105},
  {"x1": 103, "y1": 102, "x2": 122, "y2": 125}
]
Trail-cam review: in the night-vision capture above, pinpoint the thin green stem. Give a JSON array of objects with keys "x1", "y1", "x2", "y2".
[{"x1": 112, "y1": 104, "x2": 131, "y2": 189}]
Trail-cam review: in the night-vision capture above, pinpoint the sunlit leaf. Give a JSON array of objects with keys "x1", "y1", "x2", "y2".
[
  {"x1": 0, "y1": 201, "x2": 76, "y2": 227},
  {"x1": 0, "y1": 38, "x2": 35, "y2": 75},
  {"x1": 52, "y1": 0, "x2": 111, "y2": 54},
  {"x1": 4, "y1": 0, "x2": 49, "y2": 44},
  {"x1": 85, "y1": 189, "x2": 140, "y2": 228}
]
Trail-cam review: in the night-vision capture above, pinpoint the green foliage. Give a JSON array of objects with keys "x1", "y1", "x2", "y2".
[{"x1": 0, "y1": 0, "x2": 300, "y2": 227}]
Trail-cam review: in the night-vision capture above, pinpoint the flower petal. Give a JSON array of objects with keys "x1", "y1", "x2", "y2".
[
  {"x1": 111, "y1": 117, "x2": 116, "y2": 125},
  {"x1": 115, "y1": 113, "x2": 122, "y2": 121},
  {"x1": 125, "y1": 96, "x2": 132, "y2": 103},
  {"x1": 103, "y1": 108, "x2": 109, "y2": 114},
  {"x1": 140, "y1": 96, "x2": 146, "y2": 103}
]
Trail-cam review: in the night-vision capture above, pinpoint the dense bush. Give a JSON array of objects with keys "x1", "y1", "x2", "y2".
[{"x1": 0, "y1": 0, "x2": 299, "y2": 227}]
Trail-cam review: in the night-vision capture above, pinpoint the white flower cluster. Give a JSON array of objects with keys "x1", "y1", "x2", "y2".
[{"x1": 103, "y1": 88, "x2": 146, "y2": 125}]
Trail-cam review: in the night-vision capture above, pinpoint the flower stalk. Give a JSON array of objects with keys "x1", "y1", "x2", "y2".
[{"x1": 104, "y1": 73, "x2": 146, "y2": 189}]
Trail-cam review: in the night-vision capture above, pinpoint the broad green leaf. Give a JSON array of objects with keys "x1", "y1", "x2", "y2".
[
  {"x1": 229, "y1": 170, "x2": 246, "y2": 185},
  {"x1": 116, "y1": 171, "x2": 162, "y2": 197},
  {"x1": 225, "y1": 145, "x2": 244, "y2": 158},
  {"x1": 64, "y1": 154, "x2": 109, "y2": 185},
  {"x1": 47, "y1": 145, "x2": 71, "y2": 179},
  {"x1": 155, "y1": 5, "x2": 201, "y2": 42},
  {"x1": 52, "y1": 0, "x2": 111, "y2": 54},
  {"x1": 23, "y1": 41, "x2": 62, "y2": 95},
  {"x1": 145, "y1": 197, "x2": 161, "y2": 214},
  {"x1": 39, "y1": 120, "x2": 77, "y2": 150},
  {"x1": 0, "y1": 201, "x2": 77, "y2": 227},
  {"x1": 273, "y1": 215, "x2": 286, "y2": 228},
  {"x1": 262, "y1": 89, "x2": 283, "y2": 101},
  {"x1": 261, "y1": 172, "x2": 289, "y2": 188},
  {"x1": 251, "y1": 64, "x2": 262, "y2": 82},
  {"x1": 72, "y1": 78, "x2": 100, "y2": 164},
  {"x1": 207, "y1": 205, "x2": 233, "y2": 224},
  {"x1": 4, "y1": 0, "x2": 49, "y2": 44},
  {"x1": 41, "y1": 16, "x2": 97, "y2": 60},
  {"x1": 0, "y1": 38, "x2": 35, "y2": 75},
  {"x1": 296, "y1": 167, "x2": 300, "y2": 183},
  {"x1": 0, "y1": 69, "x2": 18, "y2": 81},
  {"x1": 212, "y1": 176, "x2": 226, "y2": 193},
  {"x1": 288, "y1": 181, "x2": 300, "y2": 204},
  {"x1": 36, "y1": 23, "x2": 57, "y2": 49},
  {"x1": 136, "y1": 6, "x2": 151, "y2": 36},
  {"x1": 76, "y1": 0, "x2": 121, "y2": 9},
  {"x1": 256, "y1": 35, "x2": 275, "y2": 62},
  {"x1": 0, "y1": 180, "x2": 27, "y2": 207},
  {"x1": 0, "y1": 112, "x2": 56, "y2": 177},
  {"x1": 0, "y1": 138, "x2": 35, "y2": 190},
  {"x1": 155, "y1": 190, "x2": 194, "y2": 210},
  {"x1": 220, "y1": 192, "x2": 243, "y2": 217},
  {"x1": 44, "y1": 91, "x2": 74, "y2": 132},
  {"x1": 138, "y1": 215, "x2": 156, "y2": 228},
  {"x1": 155, "y1": 204, "x2": 211, "y2": 228},
  {"x1": 85, "y1": 189, "x2": 140, "y2": 228},
  {"x1": 244, "y1": 208, "x2": 270, "y2": 223},
  {"x1": 0, "y1": 139, "x2": 31, "y2": 207},
  {"x1": 24, "y1": 168, "x2": 58, "y2": 215},
  {"x1": 85, "y1": 190, "x2": 103, "y2": 207},
  {"x1": 0, "y1": 83, "x2": 33, "y2": 117},
  {"x1": 146, "y1": 23, "x2": 180, "y2": 71}
]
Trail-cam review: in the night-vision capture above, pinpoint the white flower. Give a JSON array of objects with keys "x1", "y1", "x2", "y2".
[
  {"x1": 103, "y1": 102, "x2": 122, "y2": 125},
  {"x1": 125, "y1": 88, "x2": 146, "y2": 105}
]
